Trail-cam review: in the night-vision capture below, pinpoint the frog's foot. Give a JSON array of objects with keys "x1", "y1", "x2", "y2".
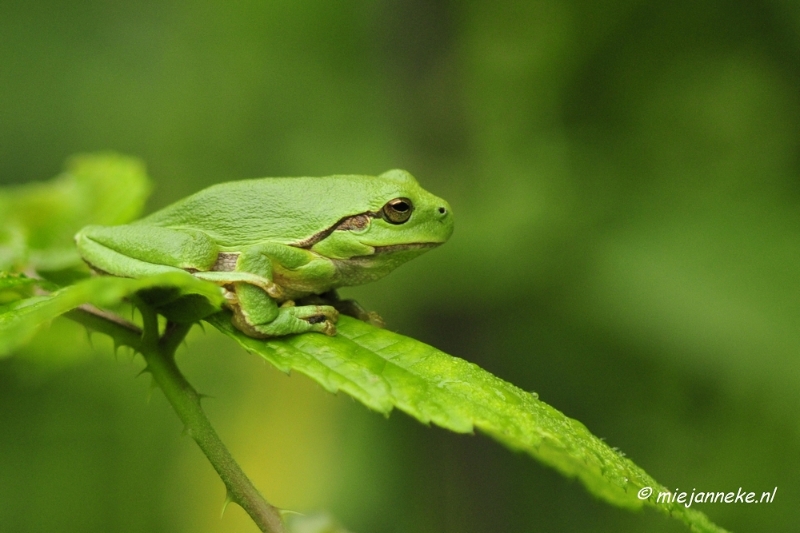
[
  {"x1": 231, "y1": 304, "x2": 339, "y2": 338},
  {"x1": 299, "y1": 291, "x2": 385, "y2": 328},
  {"x1": 332, "y1": 299, "x2": 385, "y2": 328}
]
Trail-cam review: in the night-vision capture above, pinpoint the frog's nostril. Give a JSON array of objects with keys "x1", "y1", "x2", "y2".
[{"x1": 438, "y1": 206, "x2": 447, "y2": 215}]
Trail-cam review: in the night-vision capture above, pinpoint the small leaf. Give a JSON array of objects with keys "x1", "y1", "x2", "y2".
[
  {"x1": 209, "y1": 314, "x2": 729, "y2": 533},
  {"x1": 0, "y1": 272, "x2": 223, "y2": 357},
  {"x1": 0, "y1": 153, "x2": 151, "y2": 271}
]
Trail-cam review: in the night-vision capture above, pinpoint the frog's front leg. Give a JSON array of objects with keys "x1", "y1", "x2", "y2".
[{"x1": 218, "y1": 243, "x2": 339, "y2": 338}]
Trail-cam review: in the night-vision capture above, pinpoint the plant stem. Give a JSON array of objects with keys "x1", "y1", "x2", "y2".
[
  {"x1": 67, "y1": 305, "x2": 143, "y2": 350},
  {"x1": 67, "y1": 305, "x2": 285, "y2": 533}
]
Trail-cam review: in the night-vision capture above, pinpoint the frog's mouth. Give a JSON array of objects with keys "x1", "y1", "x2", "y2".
[{"x1": 371, "y1": 242, "x2": 441, "y2": 254}]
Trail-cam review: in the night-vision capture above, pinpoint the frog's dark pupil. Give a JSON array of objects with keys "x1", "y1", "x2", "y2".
[{"x1": 393, "y1": 202, "x2": 409, "y2": 212}]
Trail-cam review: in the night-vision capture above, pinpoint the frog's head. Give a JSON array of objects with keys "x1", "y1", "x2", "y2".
[
  {"x1": 307, "y1": 170, "x2": 453, "y2": 274},
  {"x1": 361, "y1": 169, "x2": 453, "y2": 250}
]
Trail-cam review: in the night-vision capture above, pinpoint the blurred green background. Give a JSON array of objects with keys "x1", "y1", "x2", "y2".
[{"x1": 2, "y1": 1, "x2": 799, "y2": 531}]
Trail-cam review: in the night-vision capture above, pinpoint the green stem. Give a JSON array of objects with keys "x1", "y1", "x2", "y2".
[{"x1": 67, "y1": 305, "x2": 285, "y2": 533}]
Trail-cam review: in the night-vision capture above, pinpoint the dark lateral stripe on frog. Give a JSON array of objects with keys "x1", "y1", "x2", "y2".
[{"x1": 292, "y1": 211, "x2": 381, "y2": 249}]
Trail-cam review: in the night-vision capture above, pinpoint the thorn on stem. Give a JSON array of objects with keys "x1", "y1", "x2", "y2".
[{"x1": 221, "y1": 489, "x2": 235, "y2": 518}]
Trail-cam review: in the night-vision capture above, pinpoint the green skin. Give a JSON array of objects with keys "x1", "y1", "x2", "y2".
[{"x1": 75, "y1": 169, "x2": 453, "y2": 337}]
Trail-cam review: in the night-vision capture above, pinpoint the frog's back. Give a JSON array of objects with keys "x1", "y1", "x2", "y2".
[{"x1": 137, "y1": 173, "x2": 415, "y2": 247}]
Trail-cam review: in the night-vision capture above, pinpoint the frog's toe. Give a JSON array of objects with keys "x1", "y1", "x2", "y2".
[
  {"x1": 363, "y1": 311, "x2": 385, "y2": 328},
  {"x1": 310, "y1": 319, "x2": 337, "y2": 336},
  {"x1": 297, "y1": 305, "x2": 338, "y2": 335},
  {"x1": 322, "y1": 298, "x2": 384, "y2": 328},
  {"x1": 300, "y1": 315, "x2": 337, "y2": 336}
]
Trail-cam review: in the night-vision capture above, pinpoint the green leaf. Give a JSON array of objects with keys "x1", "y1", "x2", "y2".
[
  {"x1": 209, "y1": 314, "x2": 729, "y2": 533},
  {"x1": 0, "y1": 272, "x2": 38, "y2": 304},
  {"x1": 0, "y1": 272, "x2": 223, "y2": 357},
  {"x1": 0, "y1": 153, "x2": 151, "y2": 271}
]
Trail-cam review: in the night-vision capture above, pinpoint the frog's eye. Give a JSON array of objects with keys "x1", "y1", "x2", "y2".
[{"x1": 382, "y1": 197, "x2": 414, "y2": 224}]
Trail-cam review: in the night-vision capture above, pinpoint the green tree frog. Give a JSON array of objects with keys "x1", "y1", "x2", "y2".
[{"x1": 75, "y1": 170, "x2": 453, "y2": 337}]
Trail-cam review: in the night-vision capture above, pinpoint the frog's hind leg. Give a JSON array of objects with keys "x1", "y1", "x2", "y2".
[
  {"x1": 76, "y1": 224, "x2": 219, "y2": 277},
  {"x1": 225, "y1": 243, "x2": 339, "y2": 337},
  {"x1": 231, "y1": 284, "x2": 339, "y2": 337}
]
